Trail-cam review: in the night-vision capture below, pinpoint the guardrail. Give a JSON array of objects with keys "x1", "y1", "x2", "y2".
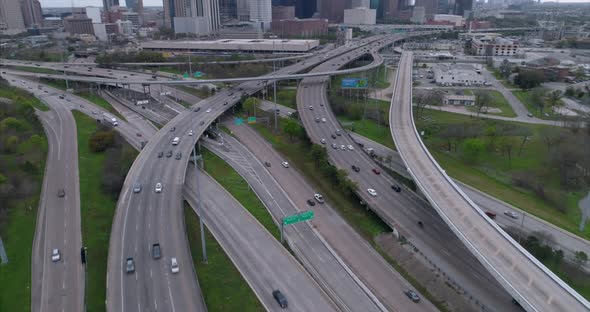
[{"x1": 389, "y1": 51, "x2": 590, "y2": 312}]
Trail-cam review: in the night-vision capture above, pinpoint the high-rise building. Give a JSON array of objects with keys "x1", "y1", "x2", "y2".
[
  {"x1": 63, "y1": 16, "x2": 95, "y2": 35},
  {"x1": 0, "y1": 0, "x2": 26, "y2": 34},
  {"x1": 272, "y1": 6, "x2": 295, "y2": 21},
  {"x1": 86, "y1": 7, "x2": 102, "y2": 23},
  {"x1": 319, "y1": 0, "x2": 346, "y2": 22},
  {"x1": 415, "y1": 0, "x2": 437, "y2": 17},
  {"x1": 126, "y1": 0, "x2": 143, "y2": 13},
  {"x1": 219, "y1": 0, "x2": 237, "y2": 23},
  {"x1": 103, "y1": 0, "x2": 120, "y2": 12},
  {"x1": 172, "y1": 0, "x2": 220, "y2": 35},
  {"x1": 20, "y1": 0, "x2": 43, "y2": 28},
  {"x1": 236, "y1": 0, "x2": 249, "y2": 21},
  {"x1": 249, "y1": 0, "x2": 271, "y2": 31},
  {"x1": 452, "y1": 0, "x2": 471, "y2": 17},
  {"x1": 351, "y1": 0, "x2": 370, "y2": 8}
]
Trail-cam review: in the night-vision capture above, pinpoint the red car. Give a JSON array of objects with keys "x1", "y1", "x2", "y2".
[
  {"x1": 485, "y1": 211, "x2": 497, "y2": 219},
  {"x1": 372, "y1": 168, "x2": 381, "y2": 175}
]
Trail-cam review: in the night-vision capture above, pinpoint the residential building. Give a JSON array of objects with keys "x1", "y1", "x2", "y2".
[
  {"x1": 271, "y1": 18, "x2": 328, "y2": 37},
  {"x1": 63, "y1": 16, "x2": 95, "y2": 35},
  {"x1": 272, "y1": 6, "x2": 295, "y2": 21},
  {"x1": 443, "y1": 94, "x2": 476, "y2": 106},
  {"x1": 0, "y1": 0, "x2": 26, "y2": 35},
  {"x1": 344, "y1": 8, "x2": 376, "y2": 25},
  {"x1": 471, "y1": 37, "x2": 519, "y2": 56},
  {"x1": 250, "y1": 0, "x2": 272, "y2": 31},
  {"x1": 21, "y1": 0, "x2": 43, "y2": 28}
]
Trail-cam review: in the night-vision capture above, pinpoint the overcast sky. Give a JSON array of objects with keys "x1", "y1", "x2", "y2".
[{"x1": 39, "y1": 0, "x2": 590, "y2": 8}]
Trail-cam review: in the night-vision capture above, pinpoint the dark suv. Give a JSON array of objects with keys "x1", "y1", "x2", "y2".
[
  {"x1": 351, "y1": 165, "x2": 360, "y2": 172},
  {"x1": 151, "y1": 243, "x2": 162, "y2": 259},
  {"x1": 272, "y1": 290, "x2": 288, "y2": 309}
]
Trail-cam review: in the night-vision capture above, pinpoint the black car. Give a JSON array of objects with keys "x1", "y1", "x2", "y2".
[
  {"x1": 224, "y1": 101, "x2": 228, "y2": 106},
  {"x1": 166, "y1": 150, "x2": 173, "y2": 158},
  {"x1": 306, "y1": 199, "x2": 316, "y2": 206},
  {"x1": 193, "y1": 107, "x2": 201, "y2": 112},
  {"x1": 175, "y1": 153, "x2": 182, "y2": 160},
  {"x1": 331, "y1": 134, "x2": 337, "y2": 139},
  {"x1": 170, "y1": 127, "x2": 176, "y2": 132},
  {"x1": 351, "y1": 165, "x2": 360, "y2": 172},
  {"x1": 158, "y1": 151, "x2": 164, "y2": 158},
  {"x1": 264, "y1": 161, "x2": 271, "y2": 167},
  {"x1": 391, "y1": 185, "x2": 402, "y2": 192},
  {"x1": 272, "y1": 290, "x2": 288, "y2": 309},
  {"x1": 199, "y1": 121, "x2": 204, "y2": 126},
  {"x1": 151, "y1": 243, "x2": 162, "y2": 259},
  {"x1": 58, "y1": 189, "x2": 65, "y2": 198}
]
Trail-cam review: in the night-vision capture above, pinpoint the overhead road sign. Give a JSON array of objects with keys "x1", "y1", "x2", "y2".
[{"x1": 281, "y1": 210, "x2": 314, "y2": 242}]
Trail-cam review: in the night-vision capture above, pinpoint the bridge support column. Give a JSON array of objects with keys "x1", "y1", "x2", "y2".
[{"x1": 192, "y1": 143, "x2": 207, "y2": 264}]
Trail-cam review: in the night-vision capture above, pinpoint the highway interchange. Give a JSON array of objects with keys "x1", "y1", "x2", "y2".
[{"x1": 2, "y1": 32, "x2": 590, "y2": 312}]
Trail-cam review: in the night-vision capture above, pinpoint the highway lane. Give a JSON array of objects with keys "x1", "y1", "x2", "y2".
[
  {"x1": 390, "y1": 51, "x2": 590, "y2": 311},
  {"x1": 297, "y1": 45, "x2": 520, "y2": 310},
  {"x1": 106, "y1": 36, "x2": 393, "y2": 312},
  {"x1": 6, "y1": 77, "x2": 84, "y2": 312},
  {"x1": 184, "y1": 168, "x2": 339, "y2": 312},
  {"x1": 215, "y1": 123, "x2": 440, "y2": 312}
]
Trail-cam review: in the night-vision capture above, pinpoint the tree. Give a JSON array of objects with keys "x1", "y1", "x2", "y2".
[
  {"x1": 515, "y1": 70, "x2": 545, "y2": 90},
  {"x1": 499, "y1": 137, "x2": 517, "y2": 167},
  {"x1": 88, "y1": 131, "x2": 115, "y2": 153},
  {"x1": 573, "y1": 251, "x2": 588, "y2": 268},
  {"x1": 461, "y1": 138, "x2": 484, "y2": 163},
  {"x1": 242, "y1": 97, "x2": 260, "y2": 117},
  {"x1": 499, "y1": 59, "x2": 513, "y2": 79},
  {"x1": 545, "y1": 90, "x2": 563, "y2": 115},
  {"x1": 3, "y1": 135, "x2": 18, "y2": 153},
  {"x1": 474, "y1": 91, "x2": 493, "y2": 116},
  {"x1": 565, "y1": 86, "x2": 576, "y2": 97},
  {"x1": 310, "y1": 144, "x2": 328, "y2": 167},
  {"x1": 530, "y1": 88, "x2": 547, "y2": 115},
  {"x1": 484, "y1": 125, "x2": 497, "y2": 151},
  {"x1": 283, "y1": 119, "x2": 302, "y2": 141},
  {"x1": 539, "y1": 127, "x2": 562, "y2": 152}
]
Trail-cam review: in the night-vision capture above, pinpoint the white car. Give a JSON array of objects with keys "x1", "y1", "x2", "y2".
[
  {"x1": 331, "y1": 143, "x2": 338, "y2": 149},
  {"x1": 321, "y1": 118, "x2": 326, "y2": 123},
  {"x1": 309, "y1": 105, "x2": 313, "y2": 110},
  {"x1": 367, "y1": 188, "x2": 377, "y2": 197},
  {"x1": 206, "y1": 108, "x2": 212, "y2": 113},
  {"x1": 170, "y1": 257, "x2": 179, "y2": 273},
  {"x1": 504, "y1": 211, "x2": 518, "y2": 219},
  {"x1": 51, "y1": 248, "x2": 61, "y2": 262},
  {"x1": 340, "y1": 145, "x2": 346, "y2": 150},
  {"x1": 320, "y1": 138, "x2": 326, "y2": 144},
  {"x1": 188, "y1": 130, "x2": 194, "y2": 136},
  {"x1": 281, "y1": 162, "x2": 290, "y2": 168},
  {"x1": 314, "y1": 193, "x2": 324, "y2": 203},
  {"x1": 347, "y1": 145, "x2": 354, "y2": 150},
  {"x1": 155, "y1": 183, "x2": 162, "y2": 193}
]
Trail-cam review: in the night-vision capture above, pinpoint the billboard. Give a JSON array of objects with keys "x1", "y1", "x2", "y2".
[{"x1": 341, "y1": 78, "x2": 368, "y2": 89}]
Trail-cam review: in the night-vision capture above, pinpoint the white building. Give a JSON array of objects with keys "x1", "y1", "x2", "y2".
[
  {"x1": 236, "y1": 0, "x2": 250, "y2": 21},
  {"x1": 343, "y1": 8, "x2": 376, "y2": 25},
  {"x1": 141, "y1": 38, "x2": 319, "y2": 53},
  {"x1": 122, "y1": 12, "x2": 140, "y2": 28},
  {"x1": 249, "y1": 0, "x2": 271, "y2": 31},
  {"x1": 174, "y1": 0, "x2": 220, "y2": 36},
  {"x1": 86, "y1": 7, "x2": 102, "y2": 23},
  {"x1": 93, "y1": 23, "x2": 108, "y2": 41},
  {"x1": 0, "y1": 0, "x2": 25, "y2": 35},
  {"x1": 411, "y1": 7, "x2": 426, "y2": 24},
  {"x1": 471, "y1": 37, "x2": 519, "y2": 56},
  {"x1": 433, "y1": 64, "x2": 486, "y2": 86},
  {"x1": 116, "y1": 19, "x2": 133, "y2": 35}
]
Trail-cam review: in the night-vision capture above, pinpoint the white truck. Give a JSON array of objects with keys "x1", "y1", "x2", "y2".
[{"x1": 102, "y1": 112, "x2": 118, "y2": 126}]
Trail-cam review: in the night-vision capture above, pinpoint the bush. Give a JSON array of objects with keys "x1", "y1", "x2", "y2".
[{"x1": 88, "y1": 131, "x2": 115, "y2": 152}]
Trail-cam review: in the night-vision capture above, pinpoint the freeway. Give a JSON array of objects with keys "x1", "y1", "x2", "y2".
[
  {"x1": 390, "y1": 51, "x2": 590, "y2": 311},
  {"x1": 297, "y1": 44, "x2": 519, "y2": 310},
  {"x1": 183, "y1": 169, "x2": 338, "y2": 312},
  {"x1": 106, "y1": 35, "x2": 396, "y2": 312},
  {"x1": 213, "y1": 123, "x2": 440, "y2": 312},
  {"x1": 8, "y1": 77, "x2": 85, "y2": 312}
]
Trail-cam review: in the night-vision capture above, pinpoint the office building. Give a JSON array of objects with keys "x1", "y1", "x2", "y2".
[
  {"x1": 236, "y1": 0, "x2": 250, "y2": 21},
  {"x1": 173, "y1": 0, "x2": 220, "y2": 35},
  {"x1": 411, "y1": 6, "x2": 425, "y2": 24},
  {"x1": 103, "y1": 0, "x2": 120, "y2": 12},
  {"x1": 344, "y1": 8, "x2": 376, "y2": 25},
  {"x1": 126, "y1": 0, "x2": 143, "y2": 13},
  {"x1": 271, "y1": 18, "x2": 328, "y2": 37},
  {"x1": 295, "y1": 0, "x2": 316, "y2": 18},
  {"x1": 21, "y1": 0, "x2": 43, "y2": 28},
  {"x1": 452, "y1": 0, "x2": 471, "y2": 17},
  {"x1": 415, "y1": 0, "x2": 438, "y2": 17},
  {"x1": 250, "y1": 0, "x2": 272, "y2": 31},
  {"x1": 471, "y1": 37, "x2": 519, "y2": 56},
  {"x1": 86, "y1": 7, "x2": 102, "y2": 23},
  {"x1": 319, "y1": 0, "x2": 346, "y2": 22},
  {"x1": 219, "y1": 0, "x2": 237, "y2": 23},
  {"x1": 123, "y1": 12, "x2": 140, "y2": 27},
  {"x1": 93, "y1": 23, "x2": 108, "y2": 40},
  {"x1": 351, "y1": 0, "x2": 371, "y2": 7},
  {"x1": 63, "y1": 16, "x2": 95, "y2": 35},
  {"x1": 272, "y1": 6, "x2": 295, "y2": 21},
  {"x1": 43, "y1": 17, "x2": 63, "y2": 28},
  {"x1": 116, "y1": 19, "x2": 133, "y2": 35},
  {"x1": 0, "y1": 0, "x2": 26, "y2": 34}
]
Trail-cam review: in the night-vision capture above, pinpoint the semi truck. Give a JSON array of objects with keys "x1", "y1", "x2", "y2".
[{"x1": 102, "y1": 112, "x2": 118, "y2": 126}]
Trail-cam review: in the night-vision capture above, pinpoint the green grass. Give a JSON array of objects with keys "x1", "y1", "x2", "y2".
[
  {"x1": 78, "y1": 92, "x2": 126, "y2": 121},
  {"x1": 184, "y1": 205, "x2": 264, "y2": 311},
  {"x1": 201, "y1": 148, "x2": 280, "y2": 240},
  {"x1": 331, "y1": 64, "x2": 391, "y2": 90},
  {"x1": 466, "y1": 89, "x2": 517, "y2": 117},
  {"x1": 73, "y1": 111, "x2": 137, "y2": 312},
  {"x1": 338, "y1": 116, "x2": 396, "y2": 150},
  {"x1": 0, "y1": 83, "x2": 49, "y2": 111},
  {"x1": 11, "y1": 66, "x2": 59, "y2": 75},
  {"x1": 513, "y1": 90, "x2": 567, "y2": 120},
  {"x1": 268, "y1": 88, "x2": 297, "y2": 109},
  {"x1": 487, "y1": 66, "x2": 518, "y2": 89}
]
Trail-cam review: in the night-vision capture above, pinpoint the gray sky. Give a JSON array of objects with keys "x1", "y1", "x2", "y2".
[{"x1": 39, "y1": 0, "x2": 590, "y2": 7}]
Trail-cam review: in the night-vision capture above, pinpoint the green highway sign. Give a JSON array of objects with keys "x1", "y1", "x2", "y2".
[
  {"x1": 183, "y1": 72, "x2": 189, "y2": 78},
  {"x1": 247, "y1": 116, "x2": 256, "y2": 124},
  {"x1": 282, "y1": 210, "x2": 314, "y2": 225}
]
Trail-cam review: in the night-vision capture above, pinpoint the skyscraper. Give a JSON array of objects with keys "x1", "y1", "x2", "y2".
[
  {"x1": 171, "y1": 0, "x2": 220, "y2": 34},
  {"x1": 249, "y1": 0, "x2": 271, "y2": 31},
  {"x1": 20, "y1": 0, "x2": 43, "y2": 28},
  {"x1": 0, "y1": 0, "x2": 25, "y2": 34},
  {"x1": 103, "y1": 0, "x2": 120, "y2": 12},
  {"x1": 452, "y1": 0, "x2": 471, "y2": 17},
  {"x1": 319, "y1": 0, "x2": 346, "y2": 22},
  {"x1": 219, "y1": 0, "x2": 237, "y2": 23},
  {"x1": 126, "y1": 0, "x2": 143, "y2": 14}
]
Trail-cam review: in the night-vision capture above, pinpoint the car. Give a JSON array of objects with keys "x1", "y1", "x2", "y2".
[
  {"x1": 126, "y1": 258, "x2": 135, "y2": 273},
  {"x1": 151, "y1": 243, "x2": 162, "y2": 259},
  {"x1": 206, "y1": 108, "x2": 212, "y2": 113},
  {"x1": 331, "y1": 143, "x2": 338, "y2": 149},
  {"x1": 331, "y1": 134, "x2": 337, "y2": 139},
  {"x1": 188, "y1": 130, "x2": 194, "y2": 136},
  {"x1": 170, "y1": 257, "x2": 179, "y2": 273},
  {"x1": 272, "y1": 290, "x2": 288, "y2": 309},
  {"x1": 158, "y1": 151, "x2": 164, "y2": 158},
  {"x1": 172, "y1": 137, "x2": 180, "y2": 145},
  {"x1": 405, "y1": 289, "x2": 420, "y2": 302},
  {"x1": 314, "y1": 193, "x2": 324, "y2": 203},
  {"x1": 347, "y1": 145, "x2": 354, "y2": 150},
  {"x1": 340, "y1": 145, "x2": 346, "y2": 150},
  {"x1": 59, "y1": 95, "x2": 64, "y2": 99},
  {"x1": 309, "y1": 105, "x2": 313, "y2": 110},
  {"x1": 321, "y1": 118, "x2": 326, "y2": 123},
  {"x1": 281, "y1": 161, "x2": 289, "y2": 168},
  {"x1": 372, "y1": 168, "x2": 381, "y2": 175},
  {"x1": 155, "y1": 183, "x2": 162, "y2": 193},
  {"x1": 485, "y1": 211, "x2": 497, "y2": 219},
  {"x1": 351, "y1": 165, "x2": 360, "y2": 172},
  {"x1": 504, "y1": 211, "x2": 518, "y2": 219},
  {"x1": 224, "y1": 101, "x2": 228, "y2": 106},
  {"x1": 199, "y1": 121, "x2": 204, "y2": 126},
  {"x1": 367, "y1": 188, "x2": 377, "y2": 197},
  {"x1": 319, "y1": 102, "x2": 324, "y2": 107},
  {"x1": 391, "y1": 185, "x2": 401, "y2": 192},
  {"x1": 136, "y1": 132, "x2": 142, "y2": 137},
  {"x1": 320, "y1": 138, "x2": 326, "y2": 144},
  {"x1": 175, "y1": 153, "x2": 182, "y2": 160},
  {"x1": 51, "y1": 248, "x2": 61, "y2": 262},
  {"x1": 264, "y1": 161, "x2": 271, "y2": 167},
  {"x1": 58, "y1": 188, "x2": 65, "y2": 198},
  {"x1": 336, "y1": 130, "x2": 342, "y2": 136},
  {"x1": 133, "y1": 183, "x2": 142, "y2": 193},
  {"x1": 170, "y1": 126, "x2": 176, "y2": 132},
  {"x1": 166, "y1": 150, "x2": 173, "y2": 158},
  {"x1": 193, "y1": 107, "x2": 201, "y2": 112},
  {"x1": 526, "y1": 113, "x2": 533, "y2": 117},
  {"x1": 306, "y1": 199, "x2": 316, "y2": 206}
]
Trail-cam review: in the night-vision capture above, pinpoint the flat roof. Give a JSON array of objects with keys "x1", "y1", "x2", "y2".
[{"x1": 141, "y1": 39, "x2": 320, "y2": 53}]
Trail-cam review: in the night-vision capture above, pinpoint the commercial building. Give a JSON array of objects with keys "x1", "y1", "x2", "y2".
[
  {"x1": 103, "y1": 0, "x2": 120, "y2": 13},
  {"x1": 0, "y1": 0, "x2": 26, "y2": 35},
  {"x1": 123, "y1": 12, "x2": 140, "y2": 27},
  {"x1": 319, "y1": 0, "x2": 346, "y2": 22},
  {"x1": 21, "y1": 0, "x2": 43, "y2": 28},
  {"x1": 443, "y1": 94, "x2": 476, "y2": 106},
  {"x1": 63, "y1": 16, "x2": 95, "y2": 35},
  {"x1": 271, "y1": 18, "x2": 328, "y2": 37},
  {"x1": 86, "y1": 7, "x2": 102, "y2": 23},
  {"x1": 219, "y1": 0, "x2": 237, "y2": 23},
  {"x1": 272, "y1": 6, "x2": 295, "y2": 21},
  {"x1": 169, "y1": 0, "x2": 221, "y2": 35},
  {"x1": 93, "y1": 23, "x2": 108, "y2": 41},
  {"x1": 411, "y1": 7, "x2": 426, "y2": 24},
  {"x1": 344, "y1": 8, "x2": 376, "y2": 25},
  {"x1": 351, "y1": 0, "x2": 371, "y2": 7},
  {"x1": 433, "y1": 64, "x2": 486, "y2": 86},
  {"x1": 116, "y1": 19, "x2": 133, "y2": 35},
  {"x1": 452, "y1": 0, "x2": 472, "y2": 17},
  {"x1": 471, "y1": 37, "x2": 519, "y2": 56},
  {"x1": 141, "y1": 38, "x2": 320, "y2": 53},
  {"x1": 43, "y1": 17, "x2": 63, "y2": 28},
  {"x1": 126, "y1": 0, "x2": 143, "y2": 14},
  {"x1": 415, "y1": 0, "x2": 439, "y2": 17},
  {"x1": 236, "y1": 0, "x2": 250, "y2": 22},
  {"x1": 249, "y1": 0, "x2": 272, "y2": 31},
  {"x1": 431, "y1": 14, "x2": 464, "y2": 27}
]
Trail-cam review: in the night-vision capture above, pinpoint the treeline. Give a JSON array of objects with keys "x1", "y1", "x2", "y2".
[
  {"x1": 96, "y1": 51, "x2": 166, "y2": 64},
  {"x1": 88, "y1": 125, "x2": 137, "y2": 198}
]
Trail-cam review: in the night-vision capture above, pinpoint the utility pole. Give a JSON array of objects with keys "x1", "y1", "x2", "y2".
[
  {"x1": 192, "y1": 144, "x2": 207, "y2": 263},
  {"x1": 273, "y1": 61, "x2": 278, "y2": 133}
]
